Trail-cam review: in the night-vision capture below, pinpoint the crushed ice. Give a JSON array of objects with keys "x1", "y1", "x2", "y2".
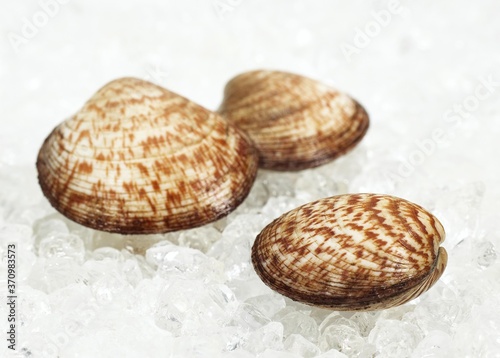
[{"x1": 1, "y1": 0, "x2": 500, "y2": 356}]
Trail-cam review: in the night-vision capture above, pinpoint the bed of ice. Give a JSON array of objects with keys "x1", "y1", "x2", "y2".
[{"x1": 1, "y1": 0, "x2": 500, "y2": 357}]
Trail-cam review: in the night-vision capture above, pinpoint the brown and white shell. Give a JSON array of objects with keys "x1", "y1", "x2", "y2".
[
  {"x1": 37, "y1": 77, "x2": 258, "y2": 234},
  {"x1": 218, "y1": 70, "x2": 369, "y2": 171},
  {"x1": 251, "y1": 193, "x2": 447, "y2": 310}
]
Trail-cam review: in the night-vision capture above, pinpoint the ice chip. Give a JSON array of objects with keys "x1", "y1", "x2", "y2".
[
  {"x1": 122, "y1": 258, "x2": 143, "y2": 286},
  {"x1": 261, "y1": 196, "x2": 306, "y2": 219},
  {"x1": 92, "y1": 247, "x2": 123, "y2": 261},
  {"x1": 27, "y1": 258, "x2": 89, "y2": 293},
  {"x1": 155, "y1": 279, "x2": 235, "y2": 336},
  {"x1": 319, "y1": 324, "x2": 368, "y2": 356},
  {"x1": 146, "y1": 241, "x2": 224, "y2": 282},
  {"x1": 234, "y1": 302, "x2": 272, "y2": 329},
  {"x1": 281, "y1": 311, "x2": 319, "y2": 342},
  {"x1": 260, "y1": 171, "x2": 298, "y2": 197},
  {"x1": 239, "y1": 178, "x2": 270, "y2": 210},
  {"x1": 245, "y1": 293, "x2": 286, "y2": 319},
  {"x1": 295, "y1": 170, "x2": 343, "y2": 202},
  {"x1": 178, "y1": 226, "x2": 222, "y2": 253},
  {"x1": 434, "y1": 182, "x2": 485, "y2": 247},
  {"x1": 284, "y1": 334, "x2": 321, "y2": 358},
  {"x1": 38, "y1": 233, "x2": 85, "y2": 263},
  {"x1": 411, "y1": 330, "x2": 455, "y2": 358},
  {"x1": 0, "y1": 223, "x2": 33, "y2": 246},
  {"x1": 475, "y1": 240, "x2": 497, "y2": 269},
  {"x1": 243, "y1": 322, "x2": 284, "y2": 354},
  {"x1": 349, "y1": 311, "x2": 381, "y2": 337},
  {"x1": 368, "y1": 320, "x2": 423, "y2": 357},
  {"x1": 319, "y1": 312, "x2": 360, "y2": 336},
  {"x1": 258, "y1": 349, "x2": 301, "y2": 358}
]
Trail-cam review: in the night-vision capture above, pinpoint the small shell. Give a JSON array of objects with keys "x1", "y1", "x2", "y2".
[
  {"x1": 218, "y1": 70, "x2": 369, "y2": 171},
  {"x1": 251, "y1": 194, "x2": 447, "y2": 310},
  {"x1": 37, "y1": 78, "x2": 258, "y2": 234}
]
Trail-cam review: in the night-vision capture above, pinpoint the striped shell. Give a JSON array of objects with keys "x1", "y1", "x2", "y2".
[
  {"x1": 252, "y1": 194, "x2": 447, "y2": 310},
  {"x1": 37, "y1": 78, "x2": 258, "y2": 234},
  {"x1": 218, "y1": 70, "x2": 369, "y2": 171}
]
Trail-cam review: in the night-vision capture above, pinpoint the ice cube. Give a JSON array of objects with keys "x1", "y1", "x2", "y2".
[
  {"x1": 243, "y1": 322, "x2": 284, "y2": 354},
  {"x1": 411, "y1": 330, "x2": 455, "y2": 358},
  {"x1": 245, "y1": 293, "x2": 286, "y2": 319},
  {"x1": 146, "y1": 241, "x2": 224, "y2": 282},
  {"x1": 284, "y1": 334, "x2": 321, "y2": 358},
  {"x1": 319, "y1": 324, "x2": 369, "y2": 357},
  {"x1": 281, "y1": 311, "x2": 319, "y2": 342},
  {"x1": 178, "y1": 226, "x2": 222, "y2": 253},
  {"x1": 38, "y1": 233, "x2": 85, "y2": 263},
  {"x1": 368, "y1": 320, "x2": 423, "y2": 357}
]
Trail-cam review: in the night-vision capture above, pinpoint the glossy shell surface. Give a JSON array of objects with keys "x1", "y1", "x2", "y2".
[
  {"x1": 218, "y1": 70, "x2": 369, "y2": 171},
  {"x1": 251, "y1": 193, "x2": 447, "y2": 310},
  {"x1": 37, "y1": 78, "x2": 258, "y2": 234}
]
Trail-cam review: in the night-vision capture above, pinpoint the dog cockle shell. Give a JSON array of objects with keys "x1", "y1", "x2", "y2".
[
  {"x1": 218, "y1": 70, "x2": 369, "y2": 171},
  {"x1": 251, "y1": 193, "x2": 447, "y2": 310},
  {"x1": 37, "y1": 78, "x2": 258, "y2": 234}
]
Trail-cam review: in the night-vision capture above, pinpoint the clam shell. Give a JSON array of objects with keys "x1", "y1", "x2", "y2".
[
  {"x1": 218, "y1": 70, "x2": 369, "y2": 171},
  {"x1": 37, "y1": 78, "x2": 258, "y2": 234},
  {"x1": 251, "y1": 193, "x2": 447, "y2": 310}
]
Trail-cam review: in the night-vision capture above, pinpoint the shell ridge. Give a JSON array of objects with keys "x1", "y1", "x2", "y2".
[
  {"x1": 61, "y1": 113, "x2": 219, "y2": 156},
  {"x1": 390, "y1": 199, "x2": 434, "y2": 266},
  {"x1": 373, "y1": 196, "x2": 428, "y2": 264},
  {"x1": 331, "y1": 198, "x2": 407, "y2": 273}
]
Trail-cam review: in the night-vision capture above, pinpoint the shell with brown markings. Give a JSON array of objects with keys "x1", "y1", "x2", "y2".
[
  {"x1": 218, "y1": 70, "x2": 369, "y2": 171},
  {"x1": 37, "y1": 77, "x2": 258, "y2": 234},
  {"x1": 251, "y1": 193, "x2": 447, "y2": 310}
]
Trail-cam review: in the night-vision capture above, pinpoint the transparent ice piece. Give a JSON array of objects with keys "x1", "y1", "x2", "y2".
[
  {"x1": 368, "y1": 320, "x2": 423, "y2": 357},
  {"x1": 284, "y1": 334, "x2": 321, "y2": 358}
]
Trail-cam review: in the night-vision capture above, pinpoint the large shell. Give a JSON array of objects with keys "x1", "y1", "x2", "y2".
[
  {"x1": 37, "y1": 78, "x2": 258, "y2": 234},
  {"x1": 251, "y1": 193, "x2": 447, "y2": 310},
  {"x1": 218, "y1": 70, "x2": 369, "y2": 171}
]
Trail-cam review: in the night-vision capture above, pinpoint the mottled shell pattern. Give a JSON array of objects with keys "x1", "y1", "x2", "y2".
[
  {"x1": 218, "y1": 70, "x2": 370, "y2": 171},
  {"x1": 37, "y1": 78, "x2": 258, "y2": 234},
  {"x1": 252, "y1": 194, "x2": 447, "y2": 310}
]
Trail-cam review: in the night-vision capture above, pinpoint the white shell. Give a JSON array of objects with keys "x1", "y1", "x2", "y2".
[
  {"x1": 37, "y1": 78, "x2": 258, "y2": 234},
  {"x1": 252, "y1": 193, "x2": 447, "y2": 310},
  {"x1": 219, "y1": 70, "x2": 369, "y2": 171}
]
